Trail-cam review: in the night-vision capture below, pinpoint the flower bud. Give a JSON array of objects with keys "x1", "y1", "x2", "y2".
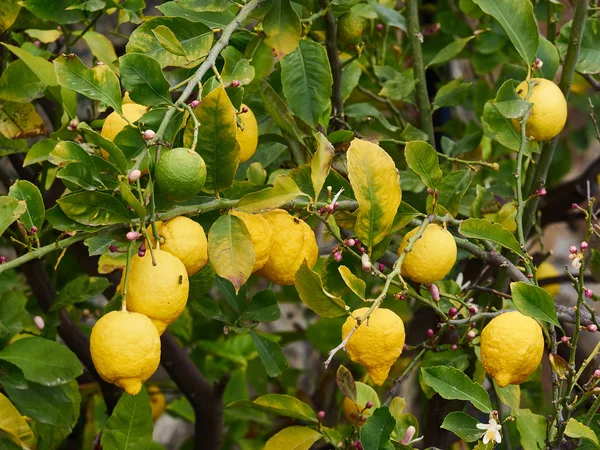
[
  {"x1": 570, "y1": 245, "x2": 578, "y2": 254},
  {"x1": 581, "y1": 241, "x2": 589, "y2": 251},
  {"x1": 448, "y1": 307, "x2": 457, "y2": 318},
  {"x1": 334, "y1": 201, "x2": 340, "y2": 209},
  {"x1": 333, "y1": 251, "x2": 342, "y2": 262},
  {"x1": 30, "y1": 226, "x2": 38, "y2": 235},
  {"x1": 451, "y1": 344, "x2": 458, "y2": 351},
  {"x1": 231, "y1": 80, "x2": 241, "y2": 87},
  {"x1": 317, "y1": 411, "x2": 325, "y2": 421},
  {"x1": 536, "y1": 188, "x2": 547, "y2": 196},
  {"x1": 572, "y1": 202, "x2": 579, "y2": 209},
  {"x1": 588, "y1": 324, "x2": 598, "y2": 333},
  {"x1": 361, "y1": 253, "x2": 371, "y2": 272},
  {"x1": 190, "y1": 100, "x2": 200, "y2": 108},
  {"x1": 143, "y1": 129, "x2": 156, "y2": 141},
  {"x1": 356, "y1": 441, "x2": 363, "y2": 450},
  {"x1": 469, "y1": 305, "x2": 478, "y2": 315},
  {"x1": 0, "y1": 256, "x2": 6, "y2": 264},
  {"x1": 34, "y1": 315, "x2": 45, "y2": 330},
  {"x1": 34, "y1": 40, "x2": 41, "y2": 47},
  {"x1": 128, "y1": 169, "x2": 142, "y2": 183},
  {"x1": 595, "y1": 369, "x2": 600, "y2": 378},
  {"x1": 126, "y1": 231, "x2": 140, "y2": 241},
  {"x1": 471, "y1": 322, "x2": 476, "y2": 328},
  {"x1": 561, "y1": 335, "x2": 568, "y2": 343},
  {"x1": 345, "y1": 238, "x2": 356, "y2": 247},
  {"x1": 585, "y1": 289, "x2": 593, "y2": 299},
  {"x1": 378, "y1": 263, "x2": 385, "y2": 272},
  {"x1": 109, "y1": 245, "x2": 117, "y2": 252},
  {"x1": 359, "y1": 247, "x2": 366, "y2": 254},
  {"x1": 467, "y1": 330, "x2": 476, "y2": 341},
  {"x1": 67, "y1": 118, "x2": 78, "y2": 131},
  {"x1": 533, "y1": 58, "x2": 544, "y2": 70},
  {"x1": 241, "y1": 106, "x2": 249, "y2": 113},
  {"x1": 376, "y1": 23, "x2": 384, "y2": 31},
  {"x1": 429, "y1": 284, "x2": 440, "y2": 302},
  {"x1": 427, "y1": 329, "x2": 434, "y2": 338},
  {"x1": 401, "y1": 426, "x2": 416, "y2": 445},
  {"x1": 138, "y1": 249, "x2": 146, "y2": 257}
]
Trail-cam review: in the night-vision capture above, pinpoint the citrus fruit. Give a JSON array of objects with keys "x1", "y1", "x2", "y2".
[
  {"x1": 230, "y1": 210, "x2": 274, "y2": 272},
  {"x1": 537, "y1": 261, "x2": 560, "y2": 297},
  {"x1": 514, "y1": 78, "x2": 567, "y2": 141},
  {"x1": 342, "y1": 307, "x2": 405, "y2": 386},
  {"x1": 236, "y1": 105, "x2": 258, "y2": 163},
  {"x1": 155, "y1": 147, "x2": 207, "y2": 202},
  {"x1": 397, "y1": 223, "x2": 457, "y2": 285},
  {"x1": 480, "y1": 311, "x2": 544, "y2": 387},
  {"x1": 256, "y1": 209, "x2": 318, "y2": 285},
  {"x1": 148, "y1": 386, "x2": 167, "y2": 421},
  {"x1": 337, "y1": 13, "x2": 364, "y2": 45},
  {"x1": 343, "y1": 381, "x2": 380, "y2": 426},
  {"x1": 90, "y1": 310, "x2": 161, "y2": 395},
  {"x1": 100, "y1": 103, "x2": 148, "y2": 158},
  {"x1": 126, "y1": 249, "x2": 189, "y2": 334},
  {"x1": 147, "y1": 216, "x2": 208, "y2": 276}
]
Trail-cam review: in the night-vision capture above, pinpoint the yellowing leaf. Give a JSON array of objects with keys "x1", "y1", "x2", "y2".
[
  {"x1": 0, "y1": 393, "x2": 35, "y2": 450},
  {"x1": 347, "y1": 139, "x2": 401, "y2": 251},
  {"x1": 235, "y1": 175, "x2": 308, "y2": 213},
  {"x1": 311, "y1": 133, "x2": 334, "y2": 200},
  {"x1": 263, "y1": 0, "x2": 301, "y2": 59},
  {"x1": 0, "y1": 99, "x2": 46, "y2": 139},
  {"x1": 264, "y1": 426, "x2": 322, "y2": 450}
]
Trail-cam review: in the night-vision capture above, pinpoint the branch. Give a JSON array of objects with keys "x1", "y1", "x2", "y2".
[
  {"x1": 321, "y1": 0, "x2": 344, "y2": 128},
  {"x1": 406, "y1": 0, "x2": 435, "y2": 147},
  {"x1": 582, "y1": 73, "x2": 600, "y2": 91}
]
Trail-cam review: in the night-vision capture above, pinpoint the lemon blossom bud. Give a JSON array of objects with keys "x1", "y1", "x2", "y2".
[
  {"x1": 581, "y1": 241, "x2": 589, "y2": 250},
  {"x1": 34, "y1": 315, "x2": 45, "y2": 330},
  {"x1": 536, "y1": 188, "x2": 546, "y2": 196},
  {"x1": 427, "y1": 329, "x2": 434, "y2": 338},
  {"x1": 356, "y1": 441, "x2": 363, "y2": 450},
  {"x1": 451, "y1": 344, "x2": 458, "y2": 350},
  {"x1": 34, "y1": 40, "x2": 41, "y2": 47},
  {"x1": 67, "y1": 118, "x2": 79, "y2": 131},
  {"x1": 143, "y1": 129, "x2": 156, "y2": 141},
  {"x1": 190, "y1": 100, "x2": 200, "y2": 108},
  {"x1": 378, "y1": 263, "x2": 385, "y2": 272},
  {"x1": 401, "y1": 426, "x2": 416, "y2": 445},
  {"x1": 361, "y1": 253, "x2": 371, "y2": 272},
  {"x1": 345, "y1": 238, "x2": 356, "y2": 247},
  {"x1": 241, "y1": 106, "x2": 249, "y2": 113},
  {"x1": 467, "y1": 330, "x2": 476, "y2": 341},
  {"x1": 561, "y1": 335, "x2": 568, "y2": 343},
  {"x1": 429, "y1": 284, "x2": 440, "y2": 302},
  {"x1": 594, "y1": 369, "x2": 600, "y2": 378},
  {"x1": 333, "y1": 251, "x2": 342, "y2": 262},
  {"x1": 128, "y1": 169, "x2": 142, "y2": 183},
  {"x1": 30, "y1": 226, "x2": 38, "y2": 235},
  {"x1": 365, "y1": 401, "x2": 373, "y2": 409},
  {"x1": 469, "y1": 305, "x2": 478, "y2": 315},
  {"x1": 588, "y1": 324, "x2": 598, "y2": 333},
  {"x1": 317, "y1": 411, "x2": 325, "y2": 421},
  {"x1": 448, "y1": 307, "x2": 457, "y2": 318},
  {"x1": 126, "y1": 231, "x2": 140, "y2": 241},
  {"x1": 376, "y1": 23, "x2": 383, "y2": 31},
  {"x1": 585, "y1": 289, "x2": 593, "y2": 299},
  {"x1": 569, "y1": 245, "x2": 578, "y2": 254},
  {"x1": 231, "y1": 80, "x2": 241, "y2": 87},
  {"x1": 0, "y1": 256, "x2": 6, "y2": 264}
]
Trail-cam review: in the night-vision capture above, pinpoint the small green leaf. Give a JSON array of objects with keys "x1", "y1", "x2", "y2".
[
  {"x1": 51, "y1": 276, "x2": 111, "y2": 312},
  {"x1": 341, "y1": 60, "x2": 362, "y2": 101},
  {"x1": 360, "y1": 407, "x2": 396, "y2": 450},
  {"x1": 119, "y1": 179, "x2": 146, "y2": 222},
  {"x1": 420, "y1": 366, "x2": 492, "y2": 413},
  {"x1": 239, "y1": 290, "x2": 281, "y2": 323},
  {"x1": 404, "y1": 141, "x2": 442, "y2": 190},
  {"x1": 432, "y1": 78, "x2": 471, "y2": 111},
  {"x1": 429, "y1": 170, "x2": 472, "y2": 217},
  {"x1": 264, "y1": 426, "x2": 322, "y2": 450},
  {"x1": 0, "y1": 60, "x2": 45, "y2": 103},
  {"x1": 260, "y1": 80, "x2": 305, "y2": 141},
  {"x1": 228, "y1": 394, "x2": 317, "y2": 422},
  {"x1": 510, "y1": 282, "x2": 559, "y2": 326},
  {"x1": 0, "y1": 337, "x2": 82, "y2": 386},
  {"x1": 221, "y1": 46, "x2": 255, "y2": 86},
  {"x1": 565, "y1": 418, "x2": 600, "y2": 447},
  {"x1": 0, "y1": 197, "x2": 26, "y2": 236},
  {"x1": 119, "y1": 53, "x2": 172, "y2": 106},
  {"x1": 441, "y1": 412, "x2": 483, "y2": 442},
  {"x1": 81, "y1": 30, "x2": 119, "y2": 74},
  {"x1": 515, "y1": 409, "x2": 546, "y2": 450},
  {"x1": 338, "y1": 266, "x2": 366, "y2": 299},
  {"x1": 459, "y1": 218, "x2": 525, "y2": 258},
  {"x1": 208, "y1": 214, "x2": 255, "y2": 293},
  {"x1": 372, "y1": 4, "x2": 406, "y2": 30},
  {"x1": 263, "y1": 0, "x2": 301, "y2": 59},
  {"x1": 494, "y1": 382, "x2": 520, "y2": 410},
  {"x1": 0, "y1": 291, "x2": 26, "y2": 346},
  {"x1": 8, "y1": 180, "x2": 44, "y2": 232},
  {"x1": 101, "y1": 387, "x2": 153, "y2": 450},
  {"x1": 177, "y1": 0, "x2": 232, "y2": 12},
  {"x1": 336, "y1": 365, "x2": 357, "y2": 402},
  {"x1": 494, "y1": 80, "x2": 531, "y2": 119},
  {"x1": 151, "y1": 25, "x2": 187, "y2": 57},
  {"x1": 24, "y1": 139, "x2": 57, "y2": 166},
  {"x1": 57, "y1": 191, "x2": 130, "y2": 226},
  {"x1": 54, "y1": 54, "x2": 122, "y2": 115},
  {"x1": 21, "y1": 0, "x2": 85, "y2": 24},
  {"x1": 235, "y1": 175, "x2": 308, "y2": 213},
  {"x1": 77, "y1": 123, "x2": 129, "y2": 175},
  {"x1": 295, "y1": 262, "x2": 348, "y2": 318},
  {"x1": 2, "y1": 44, "x2": 58, "y2": 88},
  {"x1": 249, "y1": 332, "x2": 290, "y2": 377},
  {"x1": 427, "y1": 36, "x2": 474, "y2": 67}
]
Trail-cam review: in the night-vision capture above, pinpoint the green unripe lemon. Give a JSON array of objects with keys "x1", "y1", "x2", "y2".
[
  {"x1": 155, "y1": 147, "x2": 206, "y2": 202},
  {"x1": 337, "y1": 13, "x2": 364, "y2": 45}
]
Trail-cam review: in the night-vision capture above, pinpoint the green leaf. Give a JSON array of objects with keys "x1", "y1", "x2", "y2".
[
  {"x1": 536, "y1": 35, "x2": 559, "y2": 81},
  {"x1": 208, "y1": 214, "x2": 255, "y2": 293},
  {"x1": 378, "y1": 72, "x2": 416, "y2": 102},
  {"x1": 126, "y1": 17, "x2": 213, "y2": 68},
  {"x1": 46, "y1": 205, "x2": 97, "y2": 233},
  {"x1": 372, "y1": 4, "x2": 406, "y2": 31},
  {"x1": 183, "y1": 84, "x2": 238, "y2": 194},
  {"x1": 482, "y1": 101, "x2": 534, "y2": 152},
  {"x1": 81, "y1": 30, "x2": 119, "y2": 74},
  {"x1": 235, "y1": 175, "x2": 308, "y2": 213},
  {"x1": 311, "y1": 134, "x2": 335, "y2": 202},
  {"x1": 0, "y1": 60, "x2": 45, "y2": 103},
  {"x1": 152, "y1": 25, "x2": 188, "y2": 57},
  {"x1": 347, "y1": 138, "x2": 402, "y2": 251},
  {"x1": 0, "y1": 135, "x2": 27, "y2": 158},
  {"x1": 494, "y1": 80, "x2": 532, "y2": 119},
  {"x1": 494, "y1": 382, "x2": 520, "y2": 410},
  {"x1": 427, "y1": 36, "x2": 475, "y2": 67},
  {"x1": 472, "y1": 0, "x2": 539, "y2": 64},
  {"x1": 221, "y1": 46, "x2": 255, "y2": 86},
  {"x1": 0, "y1": 197, "x2": 26, "y2": 236},
  {"x1": 156, "y1": 3, "x2": 235, "y2": 29},
  {"x1": 0, "y1": 99, "x2": 46, "y2": 139},
  {"x1": 510, "y1": 282, "x2": 559, "y2": 326},
  {"x1": 341, "y1": 60, "x2": 362, "y2": 101},
  {"x1": 0, "y1": 337, "x2": 82, "y2": 386},
  {"x1": 178, "y1": 0, "x2": 232, "y2": 12},
  {"x1": 21, "y1": 0, "x2": 85, "y2": 24},
  {"x1": 8, "y1": 180, "x2": 44, "y2": 232},
  {"x1": 101, "y1": 387, "x2": 153, "y2": 450},
  {"x1": 0, "y1": 1, "x2": 21, "y2": 33},
  {"x1": 429, "y1": 170, "x2": 472, "y2": 217},
  {"x1": 229, "y1": 394, "x2": 317, "y2": 422},
  {"x1": 336, "y1": 365, "x2": 357, "y2": 402},
  {"x1": 119, "y1": 53, "x2": 172, "y2": 106},
  {"x1": 420, "y1": 366, "x2": 492, "y2": 413},
  {"x1": 404, "y1": 140, "x2": 442, "y2": 190},
  {"x1": 77, "y1": 123, "x2": 128, "y2": 173},
  {"x1": 432, "y1": 78, "x2": 471, "y2": 111},
  {"x1": 249, "y1": 331, "x2": 290, "y2": 377},
  {"x1": 0, "y1": 291, "x2": 26, "y2": 347},
  {"x1": 590, "y1": 249, "x2": 600, "y2": 283},
  {"x1": 263, "y1": 0, "x2": 301, "y2": 59},
  {"x1": 281, "y1": 40, "x2": 333, "y2": 128},
  {"x1": 2, "y1": 44, "x2": 57, "y2": 88},
  {"x1": 515, "y1": 409, "x2": 546, "y2": 450},
  {"x1": 260, "y1": 82, "x2": 306, "y2": 145},
  {"x1": 557, "y1": 19, "x2": 600, "y2": 74},
  {"x1": 360, "y1": 407, "x2": 396, "y2": 450},
  {"x1": 565, "y1": 418, "x2": 599, "y2": 447},
  {"x1": 459, "y1": 218, "x2": 525, "y2": 258},
  {"x1": 54, "y1": 54, "x2": 122, "y2": 115},
  {"x1": 51, "y1": 276, "x2": 111, "y2": 312},
  {"x1": 57, "y1": 191, "x2": 130, "y2": 226},
  {"x1": 441, "y1": 412, "x2": 483, "y2": 442},
  {"x1": 338, "y1": 266, "x2": 366, "y2": 300},
  {"x1": 294, "y1": 261, "x2": 348, "y2": 318},
  {"x1": 239, "y1": 290, "x2": 281, "y2": 323},
  {"x1": 119, "y1": 179, "x2": 146, "y2": 222},
  {"x1": 0, "y1": 393, "x2": 35, "y2": 450},
  {"x1": 49, "y1": 142, "x2": 103, "y2": 190},
  {"x1": 264, "y1": 426, "x2": 322, "y2": 450}
]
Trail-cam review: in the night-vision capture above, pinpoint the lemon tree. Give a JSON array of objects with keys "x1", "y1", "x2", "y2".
[{"x1": 1, "y1": 0, "x2": 600, "y2": 449}]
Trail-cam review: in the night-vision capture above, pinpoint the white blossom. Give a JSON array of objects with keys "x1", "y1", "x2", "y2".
[{"x1": 476, "y1": 418, "x2": 502, "y2": 445}]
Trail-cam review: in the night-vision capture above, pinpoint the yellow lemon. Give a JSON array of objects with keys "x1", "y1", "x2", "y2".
[
  {"x1": 481, "y1": 311, "x2": 544, "y2": 387},
  {"x1": 514, "y1": 78, "x2": 567, "y2": 141},
  {"x1": 90, "y1": 310, "x2": 161, "y2": 395},
  {"x1": 236, "y1": 105, "x2": 258, "y2": 163},
  {"x1": 126, "y1": 249, "x2": 189, "y2": 334},
  {"x1": 397, "y1": 223, "x2": 457, "y2": 285},
  {"x1": 100, "y1": 103, "x2": 148, "y2": 158},
  {"x1": 147, "y1": 216, "x2": 208, "y2": 276},
  {"x1": 342, "y1": 381, "x2": 380, "y2": 426},
  {"x1": 231, "y1": 210, "x2": 274, "y2": 272},
  {"x1": 537, "y1": 261, "x2": 560, "y2": 297},
  {"x1": 256, "y1": 209, "x2": 318, "y2": 286},
  {"x1": 148, "y1": 386, "x2": 167, "y2": 421},
  {"x1": 342, "y1": 308, "x2": 405, "y2": 386}
]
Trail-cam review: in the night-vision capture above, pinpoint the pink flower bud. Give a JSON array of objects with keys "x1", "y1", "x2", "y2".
[
  {"x1": 326, "y1": 204, "x2": 335, "y2": 213},
  {"x1": 585, "y1": 289, "x2": 593, "y2": 299},
  {"x1": 378, "y1": 263, "x2": 385, "y2": 272},
  {"x1": 572, "y1": 202, "x2": 579, "y2": 209},
  {"x1": 401, "y1": 426, "x2": 416, "y2": 445},
  {"x1": 334, "y1": 201, "x2": 340, "y2": 209},
  {"x1": 333, "y1": 251, "x2": 342, "y2": 262},
  {"x1": 570, "y1": 245, "x2": 578, "y2": 254},
  {"x1": 588, "y1": 324, "x2": 598, "y2": 333},
  {"x1": 471, "y1": 322, "x2": 476, "y2": 328},
  {"x1": 30, "y1": 226, "x2": 38, "y2": 235},
  {"x1": 138, "y1": 249, "x2": 146, "y2": 257},
  {"x1": 376, "y1": 23, "x2": 384, "y2": 31},
  {"x1": 361, "y1": 253, "x2": 371, "y2": 272},
  {"x1": 231, "y1": 80, "x2": 241, "y2": 87},
  {"x1": 190, "y1": 100, "x2": 200, "y2": 108},
  {"x1": 427, "y1": 329, "x2": 434, "y2": 338},
  {"x1": 0, "y1": 256, "x2": 6, "y2": 264},
  {"x1": 109, "y1": 245, "x2": 117, "y2": 252},
  {"x1": 595, "y1": 369, "x2": 600, "y2": 378},
  {"x1": 427, "y1": 188, "x2": 434, "y2": 195},
  {"x1": 359, "y1": 247, "x2": 366, "y2": 254},
  {"x1": 345, "y1": 238, "x2": 356, "y2": 247},
  {"x1": 448, "y1": 307, "x2": 457, "y2": 318},
  {"x1": 561, "y1": 335, "x2": 568, "y2": 343},
  {"x1": 467, "y1": 330, "x2": 476, "y2": 341},
  {"x1": 365, "y1": 401, "x2": 373, "y2": 409},
  {"x1": 581, "y1": 241, "x2": 588, "y2": 250},
  {"x1": 355, "y1": 239, "x2": 360, "y2": 245},
  {"x1": 429, "y1": 284, "x2": 440, "y2": 302},
  {"x1": 356, "y1": 441, "x2": 363, "y2": 450},
  {"x1": 451, "y1": 344, "x2": 458, "y2": 351},
  {"x1": 469, "y1": 305, "x2": 478, "y2": 315},
  {"x1": 143, "y1": 129, "x2": 156, "y2": 141},
  {"x1": 241, "y1": 106, "x2": 249, "y2": 114},
  {"x1": 128, "y1": 169, "x2": 142, "y2": 183},
  {"x1": 317, "y1": 411, "x2": 325, "y2": 421},
  {"x1": 536, "y1": 188, "x2": 547, "y2": 196},
  {"x1": 34, "y1": 315, "x2": 45, "y2": 330},
  {"x1": 126, "y1": 231, "x2": 140, "y2": 241}
]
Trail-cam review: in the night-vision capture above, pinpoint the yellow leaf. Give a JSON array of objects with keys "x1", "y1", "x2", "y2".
[
  {"x1": 0, "y1": 99, "x2": 46, "y2": 139},
  {"x1": 263, "y1": 0, "x2": 301, "y2": 60},
  {"x1": 0, "y1": 393, "x2": 35, "y2": 450},
  {"x1": 264, "y1": 426, "x2": 322, "y2": 450}
]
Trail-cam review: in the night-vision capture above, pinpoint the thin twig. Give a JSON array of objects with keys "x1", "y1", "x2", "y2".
[{"x1": 321, "y1": 0, "x2": 344, "y2": 128}]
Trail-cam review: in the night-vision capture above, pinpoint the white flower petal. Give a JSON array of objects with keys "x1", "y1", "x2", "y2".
[
  {"x1": 495, "y1": 430, "x2": 502, "y2": 443},
  {"x1": 476, "y1": 423, "x2": 489, "y2": 430},
  {"x1": 483, "y1": 434, "x2": 489, "y2": 444}
]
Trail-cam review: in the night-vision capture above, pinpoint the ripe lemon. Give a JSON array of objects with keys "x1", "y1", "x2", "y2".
[
  {"x1": 480, "y1": 311, "x2": 544, "y2": 387},
  {"x1": 337, "y1": 13, "x2": 364, "y2": 45},
  {"x1": 90, "y1": 310, "x2": 161, "y2": 395},
  {"x1": 514, "y1": 78, "x2": 567, "y2": 141},
  {"x1": 148, "y1": 386, "x2": 167, "y2": 421},
  {"x1": 343, "y1": 381, "x2": 380, "y2": 426},
  {"x1": 155, "y1": 147, "x2": 207, "y2": 202},
  {"x1": 537, "y1": 261, "x2": 560, "y2": 297},
  {"x1": 147, "y1": 216, "x2": 208, "y2": 276},
  {"x1": 397, "y1": 224, "x2": 457, "y2": 285},
  {"x1": 126, "y1": 249, "x2": 189, "y2": 334},
  {"x1": 100, "y1": 103, "x2": 148, "y2": 158},
  {"x1": 256, "y1": 209, "x2": 318, "y2": 286},
  {"x1": 230, "y1": 210, "x2": 274, "y2": 272},
  {"x1": 236, "y1": 105, "x2": 258, "y2": 163},
  {"x1": 342, "y1": 308, "x2": 405, "y2": 386}
]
